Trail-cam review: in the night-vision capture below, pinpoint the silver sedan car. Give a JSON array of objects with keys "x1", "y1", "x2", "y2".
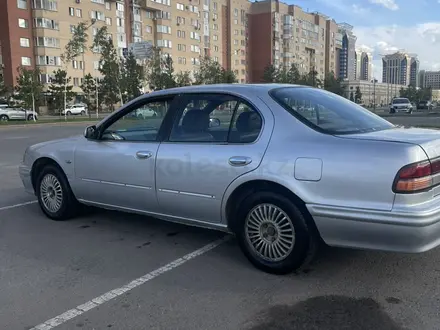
[{"x1": 19, "y1": 84, "x2": 440, "y2": 274}]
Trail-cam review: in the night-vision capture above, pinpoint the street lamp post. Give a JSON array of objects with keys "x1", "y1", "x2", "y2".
[{"x1": 82, "y1": 19, "x2": 96, "y2": 118}]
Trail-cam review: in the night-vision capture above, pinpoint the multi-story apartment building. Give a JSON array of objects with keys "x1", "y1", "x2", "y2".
[
  {"x1": 382, "y1": 51, "x2": 419, "y2": 87},
  {"x1": 0, "y1": 0, "x2": 130, "y2": 93},
  {"x1": 354, "y1": 49, "x2": 372, "y2": 81},
  {"x1": 0, "y1": 0, "x2": 252, "y2": 91},
  {"x1": 248, "y1": 0, "x2": 343, "y2": 82},
  {"x1": 337, "y1": 23, "x2": 356, "y2": 81}
]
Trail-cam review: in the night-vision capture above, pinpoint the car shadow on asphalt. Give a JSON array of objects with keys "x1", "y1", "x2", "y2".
[{"x1": 242, "y1": 295, "x2": 406, "y2": 330}]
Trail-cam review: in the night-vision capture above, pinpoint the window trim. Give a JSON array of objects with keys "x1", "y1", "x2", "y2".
[
  {"x1": 90, "y1": 94, "x2": 179, "y2": 143},
  {"x1": 163, "y1": 92, "x2": 264, "y2": 145}
]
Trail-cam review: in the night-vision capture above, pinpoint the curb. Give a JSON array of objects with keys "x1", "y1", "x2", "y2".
[{"x1": 0, "y1": 121, "x2": 98, "y2": 129}]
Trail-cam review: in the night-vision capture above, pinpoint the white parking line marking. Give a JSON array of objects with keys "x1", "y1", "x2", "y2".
[
  {"x1": 0, "y1": 200, "x2": 37, "y2": 211},
  {"x1": 30, "y1": 235, "x2": 231, "y2": 330}
]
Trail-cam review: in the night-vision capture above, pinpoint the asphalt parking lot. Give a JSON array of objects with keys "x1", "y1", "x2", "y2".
[{"x1": 2, "y1": 122, "x2": 440, "y2": 330}]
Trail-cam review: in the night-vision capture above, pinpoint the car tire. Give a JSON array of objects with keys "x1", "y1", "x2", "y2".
[
  {"x1": 0, "y1": 114, "x2": 8, "y2": 122},
  {"x1": 67, "y1": 111, "x2": 72, "y2": 116},
  {"x1": 80, "y1": 110, "x2": 85, "y2": 115},
  {"x1": 235, "y1": 191, "x2": 318, "y2": 275},
  {"x1": 27, "y1": 114, "x2": 35, "y2": 120},
  {"x1": 36, "y1": 164, "x2": 79, "y2": 221}
]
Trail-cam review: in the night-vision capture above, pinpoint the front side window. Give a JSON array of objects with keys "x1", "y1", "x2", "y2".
[
  {"x1": 101, "y1": 99, "x2": 172, "y2": 142},
  {"x1": 169, "y1": 94, "x2": 262, "y2": 143},
  {"x1": 270, "y1": 87, "x2": 394, "y2": 135}
]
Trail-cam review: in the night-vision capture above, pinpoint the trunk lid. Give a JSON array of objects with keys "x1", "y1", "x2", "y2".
[{"x1": 336, "y1": 127, "x2": 440, "y2": 159}]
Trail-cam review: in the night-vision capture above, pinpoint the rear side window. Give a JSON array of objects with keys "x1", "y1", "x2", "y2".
[
  {"x1": 168, "y1": 94, "x2": 262, "y2": 143},
  {"x1": 270, "y1": 87, "x2": 394, "y2": 135}
]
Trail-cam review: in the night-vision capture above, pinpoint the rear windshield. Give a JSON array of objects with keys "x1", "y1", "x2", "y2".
[
  {"x1": 393, "y1": 98, "x2": 410, "y2": 104},
  {"x1": 269, "y1": 87, "x2": 395, "y2": 135}
]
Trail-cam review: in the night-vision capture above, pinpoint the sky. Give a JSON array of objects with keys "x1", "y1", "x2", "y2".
[{"x1": 284, "y1": 0, "x2": 440, "y2": 81}]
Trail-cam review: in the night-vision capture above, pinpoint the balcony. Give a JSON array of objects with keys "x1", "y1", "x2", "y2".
[{"x1": 138, "y1": 0, "x2": 163, "y2": 11}]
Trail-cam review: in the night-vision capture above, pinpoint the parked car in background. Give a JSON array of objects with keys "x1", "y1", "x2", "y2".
[
  {"x1": 133, "y1": 105, "x2": 157, "y2": 119},
  {"x1": 389, "y1": 98, "x2": 413, "y2": 113},
  {"x1": 61, "y1": 104, "x2": 87, "y2": 116},
  {"x1": 19, "y1": 84, "x2": 440, "y2": 275},
  {"x1": 0, "y1": 107, "x2": 37, "y2": 122},
  {"x1": 417, "y1": 100, "x2": 433, "y2": 110}
]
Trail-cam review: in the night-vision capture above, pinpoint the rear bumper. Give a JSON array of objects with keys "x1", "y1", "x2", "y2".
[
  {"x1": 307, "y1": 204, "x2": 440, "y2": 253},
  {"x1": 19, "y1": 163, "x2": 34, "y2": 195}
]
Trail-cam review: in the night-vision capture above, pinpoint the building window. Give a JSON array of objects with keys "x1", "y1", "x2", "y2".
[
  {"x1": 34, "y1": 18, "x2": 59, "y2": 30},
  {"x1": 33, "y1": 0, "x2": 58, "y2": 11},
  {"x1": 91, "y1": 11, "x2": 105, "y2": 21},
  {"x1": 213, "y1": 35, "x2": 218, "y2": 41},
  {"x1": 178, "y1": 44, "x2": 186, "y2": 51},
  {"x1": 146, "y1": 25, "x2": 152, "y2": 33},
  {"x1": 157, "y1": 25, "x2": 171, "y2": 34},
  {"x1": 176, "y1": 3, "x2": 184, "y2": 10},
  {"x1": 73, "y1": 78, "x2": 80, "y2": 86},
  {"x1": 17, "y1": 0, "x2": 27, "y2": 9},
  {"x1": 69, "y1": 7, "x2": 74, "y2": 16},
  {"x1": 20, "y1": 38, "x2": 30, "y2": 47},
  {"x1": 18, "y1": 18, "x2": 28, "y2": 28},
  {"x1": 21, "y1": 57, "x2": 31, "y2": 66},
  {"x1": 37, "y1": 55, "x2": 61, "y2": 66},
  {"x1": 105, "y1": 1, "x2": 111, "y2": 10},
  {"x1": 106, "y1": 17, "x2": 112, "y2": 25},
  {"x1": 76, "y1": 9, "x2": 82, "y2": 17}
]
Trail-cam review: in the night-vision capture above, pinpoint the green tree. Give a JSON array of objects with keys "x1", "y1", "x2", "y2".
[
  {"x1": 350, "y1": 91, "x2": 354, "y2": 101},
  {"x1": 175, "y1": 71, "x2": 192, "y2": 87},
  {"x1": 262, "y1": 65, "x2": 277, "y2": 83},
  {"x1": 145, "y1": 50, "x2": 177, "y2": 91},
  {"x1": 194, "y1": 56, "x2": 237, "y2": 84},
  {"x1": 48, "y1": 69, "x2": 75, "y2": 114},
  {"x1": 355, "y1": 86, "x2": 362, "y2": 103},
  {"x1": 301, "y1": 70, "x2": 322, "y2": 88},
  {"x1": 323, "y1": 72, "x2": 344, "y2": 95},
  {"x1": 61, "y1": 21, "x2": 93, "y2": 116},
  {"x1": 0, "y1": 74, "x2": 7, "y2": 99},
  {"x1": 121, "y1": 51, "x2": 145, "y2": 102},
  {"x1": 81, "y1": 73, "x2": 98, "y2": 113},
  {"x1": 93, "y1": 26, "x2": 123, "y2": 110},
  {"x1": 222, "y1": 68, "x2": 238, "y2": 83},
  {"x1": 286, "y1": 64, "x2": 301, "y2": 84},
  {"x1": 15, "y1": 66, "x2": 43, "y2": 120}
]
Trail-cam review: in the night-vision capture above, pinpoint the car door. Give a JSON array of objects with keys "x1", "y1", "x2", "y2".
[
  {"x1": 155, "y1": 92, "x2": 273, "y2": 223},
  {"x1": 73, "y1": 95, "x2": 176, "y2": 213}
]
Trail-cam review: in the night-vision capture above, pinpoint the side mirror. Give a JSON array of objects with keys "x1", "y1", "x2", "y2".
[
  {"x1": 84, "y1": 125, "x2": 97, "y2": 139},
  {"x1": 209, "y1": 117, "x2": 221, "y2": 128}
]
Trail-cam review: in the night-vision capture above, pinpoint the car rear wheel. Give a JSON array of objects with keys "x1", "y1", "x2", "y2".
[
  {"x1": 235, "y1": 191, "x2": 318, "y2": 275},
  {"x1": 0, "y1": 115, "x2": 8, "y2": 122},
  {"x1": 80, "y1": 110, "x2": 85, "y2": 115},
  {"x1": 27, "y1": 114, "x2": 36, "y2": 120},
  {"x1": 67, "y1": 111, "x2": 72, "y2": 116},
  {"x1": 36, "y1": 165, "x2": 79, "y2": 220}
]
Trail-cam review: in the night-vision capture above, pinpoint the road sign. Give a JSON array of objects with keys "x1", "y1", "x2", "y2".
[{"x1": 128, "y1": 41, "x2": 153, "y2": 60}]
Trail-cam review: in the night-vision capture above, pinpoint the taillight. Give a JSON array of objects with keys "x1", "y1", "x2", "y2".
[{"x1": 394, "y1": 158, "x2": 440, "y2": 193}]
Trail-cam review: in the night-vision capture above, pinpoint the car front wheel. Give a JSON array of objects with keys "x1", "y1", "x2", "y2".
[
  {"x1": 36, "y1": 165, "x2": 79, "y2": 220},
  {"x1": 236, "y1": 191, "x2": 318, "y2": 275}
]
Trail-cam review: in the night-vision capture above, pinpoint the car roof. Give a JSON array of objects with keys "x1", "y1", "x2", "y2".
[{"x1": 144, "y1": 83, "x2": 309, "y2": 98}]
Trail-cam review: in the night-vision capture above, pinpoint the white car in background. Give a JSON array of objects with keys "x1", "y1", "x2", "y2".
[
  {"x1": 134, "y1": 106, "x2": 157, "y2": 118},
  {"x1": 389, "y1": 98, "x2": 413, "y2": 114},
  {"x1": 0, "y1": 107, "x2": 37, "y2": 122},
  {"x1": 61, "y1": 104, "x2": 87, "y2": 116}
]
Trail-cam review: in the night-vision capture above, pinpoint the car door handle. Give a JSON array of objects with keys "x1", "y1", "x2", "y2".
[
  {"x1": 136, "y1": 151, "x2": 153, "y2": 159},
  {"x1": 229, "y1": 156, "x2": 252, "y2": 166}
]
